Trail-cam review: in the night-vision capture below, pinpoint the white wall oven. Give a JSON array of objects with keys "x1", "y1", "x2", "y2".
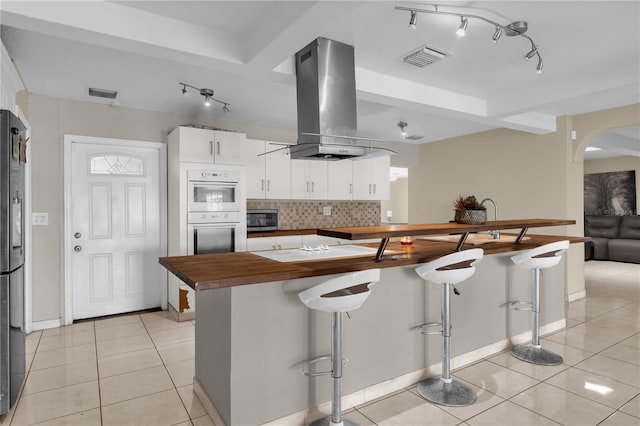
[
  {"x1": 187, "y1": 212, "x2": 241, "y2": 255},
  {"x1": 187, "y1": 169, "x2": 240, "y2": 212}
]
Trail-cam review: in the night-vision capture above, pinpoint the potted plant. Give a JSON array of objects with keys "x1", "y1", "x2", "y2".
[{"x1": 453, "y1": 195, "x2": 487, "y2": 224}]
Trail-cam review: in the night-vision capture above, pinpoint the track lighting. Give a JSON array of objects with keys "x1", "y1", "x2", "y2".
[
  {"x1": 492, "y1": 26, "x2": 503, "y2": 43},
  {"x1": 397, "y1": 121, "x2": 407, "y2": 138},
  {"x1": 179, "y1": 82, "x2": 231, "y2": 112},
  {"x1": 456, "y1": 16, "x2": 468, "y2": 36},
  {"x1": 409, "y1": 11, "x2": 417, "y2": 29},
  {"x1": 395, "y1": 5, "x2": 544, "y2": 74}
]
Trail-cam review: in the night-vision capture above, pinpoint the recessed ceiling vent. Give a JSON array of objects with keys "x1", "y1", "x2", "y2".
[
  {"x1": 402, "y1": 45, "x2": 450, "y2": 68},
  {"x1": 88, "y1": 87, "x2": 118, "y2": 99}
]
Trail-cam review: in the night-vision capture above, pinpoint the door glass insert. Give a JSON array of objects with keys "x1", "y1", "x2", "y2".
[{"x1": 90, "y1": 154, "x2": 144, "y2": 176}]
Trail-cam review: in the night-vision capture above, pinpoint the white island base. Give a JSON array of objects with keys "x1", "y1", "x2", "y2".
[{"x1": 193, "y1": 250, "x2": 567, "y2": 425}]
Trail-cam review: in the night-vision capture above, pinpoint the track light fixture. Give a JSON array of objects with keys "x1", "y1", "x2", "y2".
[
  {"x1": 397, "y1": 121, "x2": 408, "y2": 138},
  {"x1": 409, "y1": 10, "x2": 417, "y2": 29},
  {"x1": 396, "y1": 5, "x2": 544, "y2": 73},
  {"x1": 179, "y1": 82, "x2": 231, "y2": 112},
  {"x1": 456, "y1": 16, "x2": 468, "y2": 36}
]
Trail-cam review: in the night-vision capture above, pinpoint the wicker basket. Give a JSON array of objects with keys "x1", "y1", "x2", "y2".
[{"x1": 454, "y1": 209, "x2": 487, "y2": 225}]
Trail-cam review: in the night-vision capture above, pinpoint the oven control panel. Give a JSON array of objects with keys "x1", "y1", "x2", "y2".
[{"x1": 188, "y1": 211, "x2": 241, "y2": 224}]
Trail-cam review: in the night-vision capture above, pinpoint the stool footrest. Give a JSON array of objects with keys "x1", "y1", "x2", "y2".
[
  {"x1": 412, "y1": 322, "x2": 444, "y2": 335},
  {"x1": 300, "y1": 355, "x2": 348, "y2": 377},
  {"x1": 509, "y1": 301, "x2": 533, "y2": 311}
]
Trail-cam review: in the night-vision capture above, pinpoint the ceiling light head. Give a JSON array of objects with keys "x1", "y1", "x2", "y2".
[
  {"x1": 536, "y1": 56, "x2": 544, "y2": 74},
  {"x1": 524, "y1": 45, "x2": 538, "y2": 61},
  {"x1": 181, "y1": 85, "x2": 189, "y2": 97},
  {"x1": 222, "y1": 103, "x2": 230, "y2": 113},
  {"x1": 456, "y1": 16, "x2": 468, "y2": 36},
  {"x1": 492, "y1": 26, "x2": 503, "y2": 43},
  {"x1": 397, "y1": 121, "x2": 407, "y2": 138},
  {"x1": 409, "y1": 11, "x2": 417, "y2": 29},
  {"x1": 204, "y1": 96, "x2": 211, "y2": 107}
]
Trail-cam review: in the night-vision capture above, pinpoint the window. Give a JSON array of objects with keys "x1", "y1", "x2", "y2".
[{"x1": 90, "y1": 154, "x2": 144, "y2": 176}]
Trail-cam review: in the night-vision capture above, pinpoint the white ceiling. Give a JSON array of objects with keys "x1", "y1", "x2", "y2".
[{"x1": 1, "y1": 1, "x2": 639, "y2": 156}]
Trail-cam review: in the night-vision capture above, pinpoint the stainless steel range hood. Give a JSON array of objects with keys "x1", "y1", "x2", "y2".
[{"x1": 291, "y1": 37, "x2": 394, "y2": 161}]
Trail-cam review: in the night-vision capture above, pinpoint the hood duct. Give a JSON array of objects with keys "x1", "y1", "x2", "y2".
[{"x1": 291, "y1": 37, "x2": 394, "y2": 161}]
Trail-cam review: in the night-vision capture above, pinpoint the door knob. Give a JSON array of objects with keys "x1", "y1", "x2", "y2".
[
  {"x1": 74, "y1": 245, "x2": 82, "y2": 252},
  {"x1": 74, "y1": 232, "x2": 82, "y2": 239}
]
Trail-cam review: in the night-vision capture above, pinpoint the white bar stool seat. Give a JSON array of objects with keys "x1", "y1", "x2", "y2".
[
  {"x1": 298, "y1": 269, "x2": 380, "y2": 426},
  {"x1": 414, "y1": 248, "x2": 484, "y2": 407},
  {"x1": 510, "y1": 240, "x2": 569, "y2": 365}
]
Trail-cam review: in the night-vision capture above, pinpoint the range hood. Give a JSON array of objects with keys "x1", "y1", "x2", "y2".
[{"x1": 291, "y1": 37, "x2": 394, "y2": 161}]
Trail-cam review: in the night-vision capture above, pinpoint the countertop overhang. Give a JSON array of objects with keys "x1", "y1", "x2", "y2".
[{"x1": 160, "y1": 218, "x2": 580, "y2": 292}]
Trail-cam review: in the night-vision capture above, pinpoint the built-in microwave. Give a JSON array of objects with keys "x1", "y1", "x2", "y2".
[
  {"x1": 187, "y1": 169, "x2": 240, "y2": 212},
  {"x1": 247, "y1": 209, "x2": 278, "y2": 232}
]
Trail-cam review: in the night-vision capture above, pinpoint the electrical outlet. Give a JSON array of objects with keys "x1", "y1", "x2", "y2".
[{"x1": 323, "y1": 206, "x2": 331, "y2": 216}]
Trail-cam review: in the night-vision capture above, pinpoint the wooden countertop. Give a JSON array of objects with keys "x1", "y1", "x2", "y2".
[
  {"x1": 317, "y1": 219, "x2": 575, "y2": 240},
  {"x1": 159, "y1": 233, "x2": 583, "y2": 292}
]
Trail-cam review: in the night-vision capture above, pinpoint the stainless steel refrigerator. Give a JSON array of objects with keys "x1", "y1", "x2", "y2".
[{"x1": 0, "y1": 109, "x2": 26, "y2": 415}]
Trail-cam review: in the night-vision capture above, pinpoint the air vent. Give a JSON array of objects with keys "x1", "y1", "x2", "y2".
[
  {"x1": 404, "y1": 135, "x2": 423, "y2": 141},
  {"x1": 88, "y1": 87, "x2": 118, "y2": 99},
  {"x1": 402, "y1": 45, "x2": 449, "y2": 68}
]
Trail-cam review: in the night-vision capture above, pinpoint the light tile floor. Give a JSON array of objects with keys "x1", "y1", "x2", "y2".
[{"x1": 1, "y1": 260, "x2": 638, "y2": 426}]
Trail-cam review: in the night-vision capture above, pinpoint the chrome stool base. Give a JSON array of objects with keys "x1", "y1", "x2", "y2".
[
  {"x1": 309, "y1": 417, "x2": 359, "y2": 426},
  {"x1": 511, "y1": 344, "x2": 563, "y2": 366},
  {"x1": 417, "y1": 377, "x2": 477, "y2": 407}
]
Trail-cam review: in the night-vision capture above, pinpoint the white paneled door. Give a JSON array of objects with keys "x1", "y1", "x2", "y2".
[{"x1": 69, "y1": 140, "x2": 164, "y2": 320}]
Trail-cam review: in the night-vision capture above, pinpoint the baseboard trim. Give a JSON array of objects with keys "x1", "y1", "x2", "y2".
[
  {"x1": 194, "y1": 318, "x2": 567, "y2": 426},
  {"x1": 568, "y1": 290, "x2": 587, "y2": 302},
  {"x1": 31, "y1": 318, "x2": 61, "y2": 331},
  {"x1": 168, "y1": 303, "x2": 195, "y2": 322}
]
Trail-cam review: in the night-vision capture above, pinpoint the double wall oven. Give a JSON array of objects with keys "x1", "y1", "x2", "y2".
[{"x1": 186, "y1": 169, "x2": 242, "y2": 255}]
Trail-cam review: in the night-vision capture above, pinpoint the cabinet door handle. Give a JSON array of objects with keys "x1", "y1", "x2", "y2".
[
  {"x1": 311, "y1": 181, "x2": 315, "y2": 193},
  {"x1": 267, "y1": 180, "x2": 271, "y2": 192},
  {"x1": 306, "y1": 181, "x2": 309, "y2": 193},
  {"x1": 216, "y1": 141, "x2": 221, "y2": 156},
  {"x1": 209, "y1": 141, "x2": 213, "y2": 156},
  {"x1": 373, "y1": 184, "x2": 376, "y2": 194},
  {"x1": 369, "y1": 184, "x2": 372, "y2": 194},
  {"x1": 261, "y1": 179, "x2": 265, "y2": 191},
  {"x1": 349, "y1": 183, "x2": 353, "y2": 194}
]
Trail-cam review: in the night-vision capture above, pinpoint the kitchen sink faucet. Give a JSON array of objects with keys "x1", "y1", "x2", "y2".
[{"x1": 481, "y1": 198, "x2": 500, "y2": 239}]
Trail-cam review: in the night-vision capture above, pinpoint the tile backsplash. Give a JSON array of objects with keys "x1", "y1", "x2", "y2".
[{"x1": 247, "y1": 200, "x2": 381, "y2": 229}]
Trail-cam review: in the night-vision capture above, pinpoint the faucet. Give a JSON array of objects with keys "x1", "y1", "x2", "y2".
[{"x1": 481, "y1": 198, "x2": 500, "y2": 239}]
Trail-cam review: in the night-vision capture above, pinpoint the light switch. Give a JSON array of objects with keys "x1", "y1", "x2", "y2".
[
  {"x1": 323, "y1": 206, "x2": 331, "y2": 216},
  {"x1": 32, "y1": 212, "x2": 49, "y2": 226}
]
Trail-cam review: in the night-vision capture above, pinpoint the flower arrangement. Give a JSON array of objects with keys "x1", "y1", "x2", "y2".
[
  {"x1": 453, "y1": 195, "x2": 486, "y2": 211},
  {"x1": 453, "y1": 195, "x2": 487, "y2": 224}
]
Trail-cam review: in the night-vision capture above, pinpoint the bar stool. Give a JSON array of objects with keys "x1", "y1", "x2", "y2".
[
  {"x1": 298, "y1": 269, "x2": 380, "y2": 426},
  {"x1": 510, "y1": 240, "x2": 569, "y2": 365},
  {"x1": 414, "y1": 248, "x2": 484, "y2": 407}
]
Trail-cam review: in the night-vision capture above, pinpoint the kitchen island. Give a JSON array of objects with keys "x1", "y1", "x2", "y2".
[{"x1": 159, "y1": 220, "x2": 579, "y2": 425}]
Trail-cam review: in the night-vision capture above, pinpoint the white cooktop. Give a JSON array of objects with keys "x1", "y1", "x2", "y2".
[{"x1": 251, "y1": 245, "x2": 378, "y2": 263}]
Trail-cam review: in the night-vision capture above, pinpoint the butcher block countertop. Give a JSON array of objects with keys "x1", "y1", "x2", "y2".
[{"x1": 160, "y1": 219, "x2": 580, "y2": 291}]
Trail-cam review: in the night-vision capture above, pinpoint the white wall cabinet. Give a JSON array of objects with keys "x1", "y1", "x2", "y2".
[
  {"x1": 169, "y1": 126, "x2": 247, "y2": 165},
  {"x1": 245, "y1": 139, "x2": 291, "y2": 200},
  {"x1": 290, "y1": 160, "x2": 328, "y2": 199},
  {"x1": 327, "y1": 160, "x2": 353, "y2": 200},
  {"x1": 352, "y1": 156, "x2": 390, "y2": 200}
]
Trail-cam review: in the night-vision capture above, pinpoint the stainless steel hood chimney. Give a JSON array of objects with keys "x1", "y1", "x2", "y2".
[{"x1": 291, "y1": 37, "x2": 394, "y2": 161}]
